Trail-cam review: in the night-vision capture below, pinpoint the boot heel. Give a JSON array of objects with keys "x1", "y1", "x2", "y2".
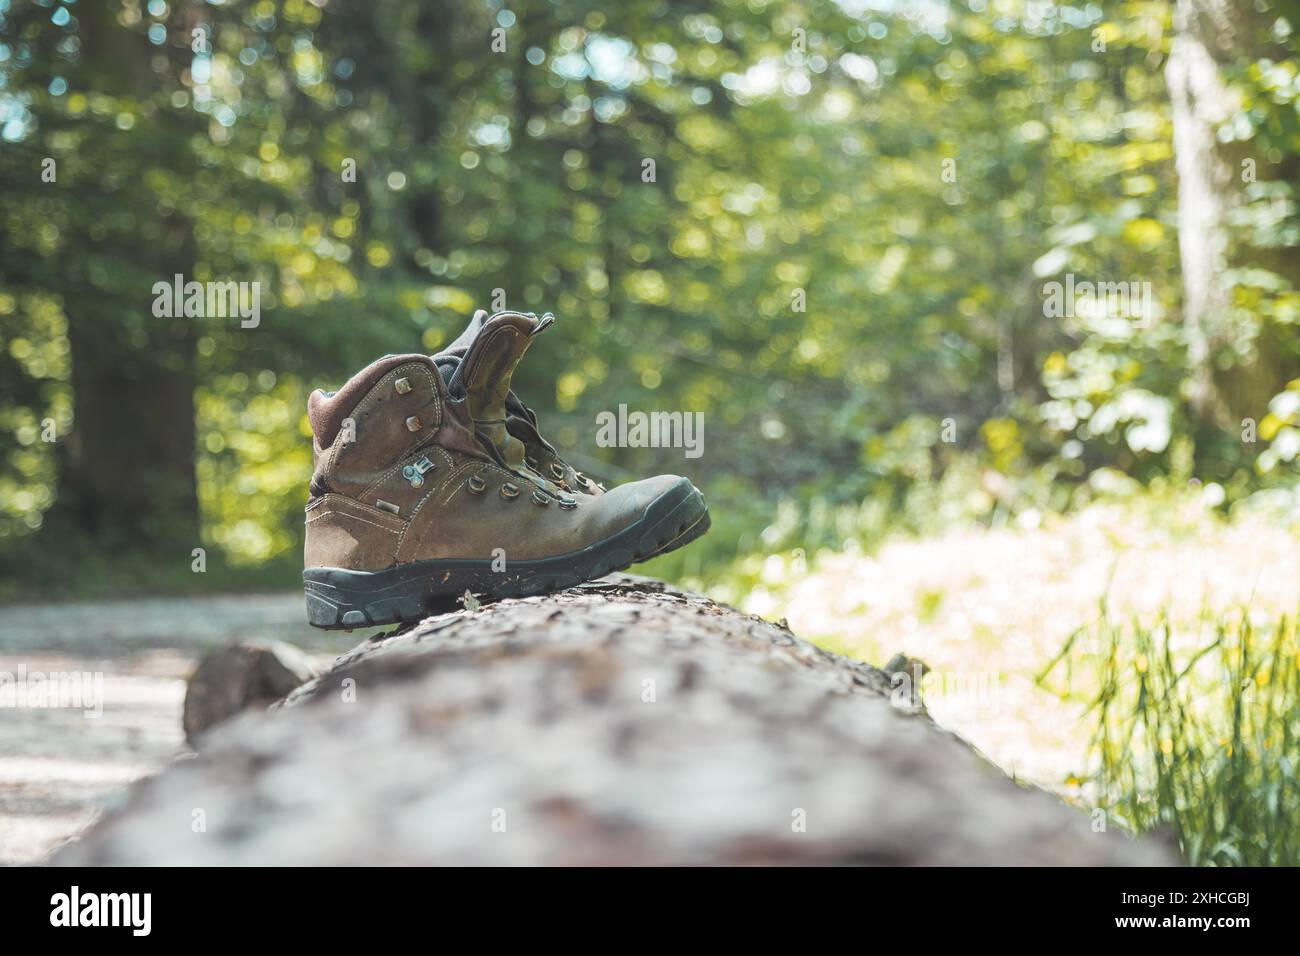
[{"x1": 303, "y1": 568, "x2": 428, "y2": 630}]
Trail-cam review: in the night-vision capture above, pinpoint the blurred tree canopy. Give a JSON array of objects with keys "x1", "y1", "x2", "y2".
[{"x1": 0, "y1": 0, "x2": 1297, "y2": 594}]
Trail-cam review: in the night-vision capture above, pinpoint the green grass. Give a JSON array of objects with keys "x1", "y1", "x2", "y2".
[{"x1": 1041, "y1": 607, "x2": 1300, "y2": 866}]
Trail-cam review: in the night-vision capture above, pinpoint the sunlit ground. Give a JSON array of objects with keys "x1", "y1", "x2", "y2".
[{"x1": 736, "y1": 489, "x2": 1300, "y2": 799}]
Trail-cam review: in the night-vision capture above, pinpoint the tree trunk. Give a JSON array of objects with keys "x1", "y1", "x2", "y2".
[
  {"x1": 1166, "y1": 0, "x2": 1294, "y2": 428},
  {"x1": 60, "y1": 304, "x2": 199, "y2": 545},
  {"x1": 1167, "y1": 0, "x2": 1236, "y2": 426},
  {"x1": 56, "y1": 577, "x2": 1176, "y2": 866},
  {"x1": 54, "y1": 0, "x2": 199, "y2": 546}
]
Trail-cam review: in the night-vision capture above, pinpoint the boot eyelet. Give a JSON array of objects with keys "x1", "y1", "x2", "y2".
[
  {"x1": 558, "y1": 496, "x2": 578, "y2": 510},
  {"x1": 531, "y1": 490, "x2": 550, "y2": 506},
  {"x1": 394, "y1": 377, "x2": 412, "y2": 395},
  {"x1": 402, "y1": 456, "x2": 435, "y2": 489},
  {"x1": 500, "y1": 481, "x2": 520, "y2": 499},
  {"x1": 549, "y1": 463, "x2": 566, "y2": 481},
  {"x1": 467, "y1": 475, "x2": 486, "y2": 494},
  {"x1": 405, "y1": 415, "x2": 422, "y2": 432}
]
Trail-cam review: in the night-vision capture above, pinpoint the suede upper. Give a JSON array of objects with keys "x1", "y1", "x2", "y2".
[{"x1": 304, "y1": 335, "x2": 680, "y2": 573}]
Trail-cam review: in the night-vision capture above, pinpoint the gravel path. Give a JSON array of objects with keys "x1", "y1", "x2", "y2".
[{"x1": 0, "y1": 594, "x2": 346, "y2": 864}]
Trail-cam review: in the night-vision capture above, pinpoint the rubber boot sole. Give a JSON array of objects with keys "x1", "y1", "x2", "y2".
[{"x1": 303, "y1": 479, "x2": 709, "y2": 630}]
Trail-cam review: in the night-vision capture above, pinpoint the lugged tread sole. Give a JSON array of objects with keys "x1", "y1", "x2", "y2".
[{"x1": 304, "y1": 480, "x2": 709, "y2": 629}]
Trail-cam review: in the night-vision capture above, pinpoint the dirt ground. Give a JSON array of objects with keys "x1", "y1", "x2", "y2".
[{"x1": 0, "y1": 594, "x2": 346, "y2": 865}]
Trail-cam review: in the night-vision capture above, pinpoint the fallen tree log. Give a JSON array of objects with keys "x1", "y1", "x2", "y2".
[{"x1": 56, "y1": 576, "x2": 1176, "y2": 865}]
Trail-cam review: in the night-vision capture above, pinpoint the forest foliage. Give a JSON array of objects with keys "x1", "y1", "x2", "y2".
[{"x1": 1, "y1": 0, "x2": 1298, "y2": 594}]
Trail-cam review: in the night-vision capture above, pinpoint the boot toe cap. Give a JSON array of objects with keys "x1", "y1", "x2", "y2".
[{"x1": 605, "y1": 474, "x2": 695, "y2": 513}]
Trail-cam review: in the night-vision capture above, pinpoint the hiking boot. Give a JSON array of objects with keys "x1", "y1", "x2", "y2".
[
  {"x1": 302, "y1": 316, "x2": 710, "y2": 629},
  {"x1": 436, "y1": 309, "x2": 711, "y2": 559}
]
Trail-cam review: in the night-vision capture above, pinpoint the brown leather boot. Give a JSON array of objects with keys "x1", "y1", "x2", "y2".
[{"x1": 302, "y1": 314, "x2": 709, "y2": 629}]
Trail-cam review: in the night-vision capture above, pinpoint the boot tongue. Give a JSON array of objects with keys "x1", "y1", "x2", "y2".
[
  {"x1": 450, "y1": 311, "x2": 552, "y2": 477},
  {"x1": 443, "y1": 309, "x2": 489, "y2": 355}
]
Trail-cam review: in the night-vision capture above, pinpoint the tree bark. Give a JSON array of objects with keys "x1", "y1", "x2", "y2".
[
  {"x1": 56, "y1": 577, "x2": 1176, "y2": 866},
  {"x1": 1166, "y1": 0, "x2": 1295, "y2": 428},
  {"x1": 1168, "y1": 0, "x2": 1237, "y2": 426}
]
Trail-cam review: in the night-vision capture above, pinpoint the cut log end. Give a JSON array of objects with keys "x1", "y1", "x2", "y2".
[{"x1": 182, "y1": 640, "x2": 321, "y2": 744}]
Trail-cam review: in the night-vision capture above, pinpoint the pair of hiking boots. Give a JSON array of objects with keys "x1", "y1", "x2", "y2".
[{"x1": 301, "y1": 310, "x2": 710, "y2": 629}]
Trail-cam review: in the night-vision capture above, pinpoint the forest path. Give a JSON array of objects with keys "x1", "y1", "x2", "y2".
[{"x1": 0, "y1": 593, "x2": 344, "y2": 864}]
